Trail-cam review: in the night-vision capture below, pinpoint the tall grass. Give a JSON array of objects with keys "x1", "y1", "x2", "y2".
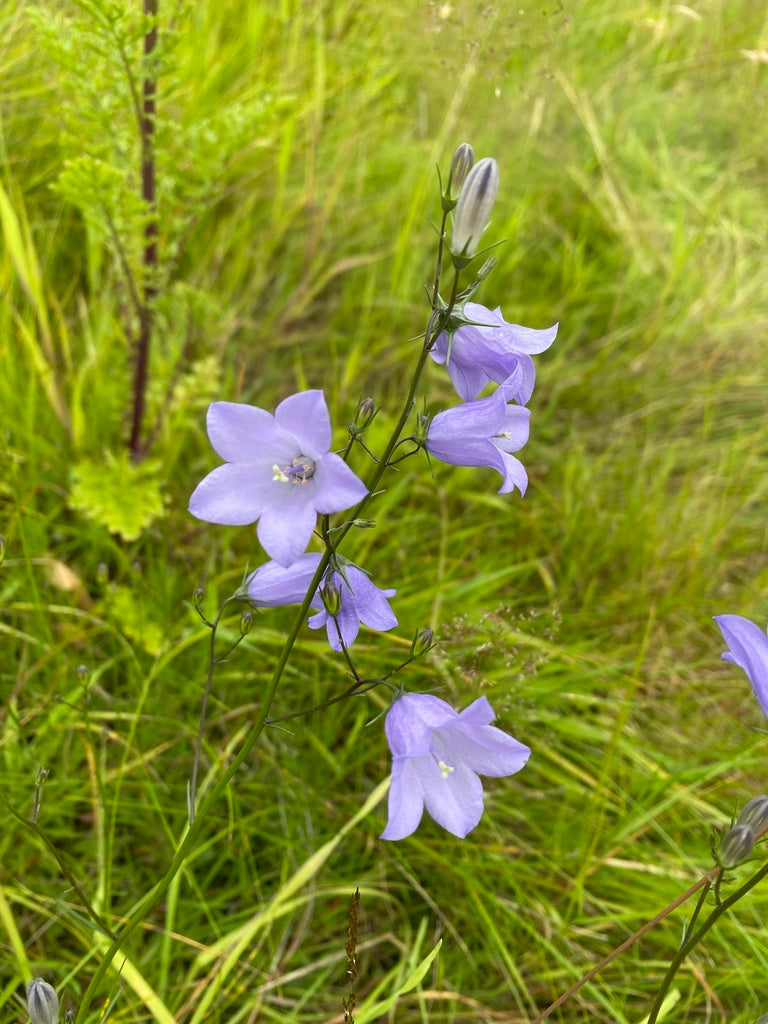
[{"x1": 2, "y1": 0, "x2": 768, "y2": 1021}]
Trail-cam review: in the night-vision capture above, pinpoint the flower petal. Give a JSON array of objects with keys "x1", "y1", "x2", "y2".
[
  {"x1": 257, "y1": 499, "x2": 318, "y2": 565},
  {"x1": 312, "y1": 454, "x2": 368, "y2": 514},
  {"x1": 385, "y1": 694, "x2": 456, "y2": 757},
  {"x1": 206, "y1": 402, "x2": 287, "y2": 463},
  {"x1": 381, "y1": 758, "x2": 426, "y2": 840},
  {"x1": 189, "y1": 463, "x2": 267, "y2": 525},
  {"x1": 421, "y1": 759, "x2": 485, "y2": 837},
  {"x1": 715, "y1": 614, "x2": 768, "y2": 719},
  {"x1": 344, "y1": 567, "x2": 397, "y2": 631},
  {"x1": 246, "y1": 553, "x2": 323, "y2": 606},
  {"x1": 442, "y1": 723, "x2": 531, "y2": 777},
  {"x1": 274, "y1": 390, "x2": 331, "y2": 457}
]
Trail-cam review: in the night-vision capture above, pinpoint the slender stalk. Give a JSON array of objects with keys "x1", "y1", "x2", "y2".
[
  {"x1": 188, "y1": 596, "x2": 240, "y2": 823},
  {"x1": 129, "y1": 0, "x2": 158, "y2": 458},
  {"x1": 529, "y1": 868, "x2": 719, "y2": 1024},
  {"x1": 646, "y1": 860, "x2": 768, "y2": 1024},
  {"x1": 76, "y1": 193, "x2": 456, "y2": 1020}
]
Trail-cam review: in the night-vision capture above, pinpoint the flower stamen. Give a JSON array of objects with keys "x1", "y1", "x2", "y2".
[{"x1": 274, "y1": 455, "x2": 316, "y2": 485}]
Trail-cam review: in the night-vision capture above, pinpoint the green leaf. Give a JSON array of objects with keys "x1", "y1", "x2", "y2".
[{"x1": 69, "y1": 450, "x2": 166, "y2": 541}]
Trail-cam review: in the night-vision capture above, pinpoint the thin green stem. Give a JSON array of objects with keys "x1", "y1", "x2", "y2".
[
  {"x1": 188, "y1": 595, "x2": 241, "y2": 824},
  {"x1": 646, "y1": 861, "x2": 768, "y2": 1024},
  {"x1": 76, "y1": 185, "x2": 458, "y2": 1020}
]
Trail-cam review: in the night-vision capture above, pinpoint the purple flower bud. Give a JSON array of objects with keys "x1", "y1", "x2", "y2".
[
  {"x1": 736, "y1": 795, "x2": 768, "y2": 834},
  {"x1": 320, "y1": 578, "x2": 343, "y2": 617},
  {"x1": 451, "y1": 157, "x2": 499, "y2": 262},
  {"x1": 444, "y1": 143, "x2": 475, "y2": 205},
  {"x1": 351, "y1": 397, "x2": 376, "y2": 433},
  {"x1": 27, "y1": 979, "x2": 59, "y2": 1024},
  {"x1": 410, "y1": 628, "x2": 435, "y2": 658},
  {"x1": 719, "y1": 823, "x2": 756, "y2": 867}
]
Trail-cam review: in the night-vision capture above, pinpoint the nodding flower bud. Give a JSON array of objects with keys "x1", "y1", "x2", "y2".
[
  {"x1": 443, "y1": 143, "x2": 475, "y2": 208},
  {"x1": 736, "y1": 795, "x2": 768, "y2": 835},
  {"x1": 240, "y1": 609, "x2": 253, "y2": 635},
  {"x1": 718, "y1": 823, "x2": 756, "y2": 868},
  {"x1": 450, "y1": 157, "x2": 499, "y2": 265},
  {"x1": 193, "y1": 586, "x2": 205, "y2": 605},
  {"x1": 320, "y1": 579, "x2": 342, "y2": 617},
  {"x1": 27, "y1": 979, "x2": 59, "y2": 1024},
  {"x1": 350, "y1": 397, "x2": 376, "y2": 434},
  {"x1": 410, "y1": 628, "x2": 435, "y2": 658},
  {"x1": 414, "y1": 413, "x2": 431, "y2": 445}
]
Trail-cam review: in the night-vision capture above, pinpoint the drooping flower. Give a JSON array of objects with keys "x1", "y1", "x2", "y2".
[
  {"x1": 189, "y1": 391, "x2": 367, "y2": 566},
  {"x1": 245, "y1": 553, "x2": 397, "y2": 651},
  {"x1": 381, "y1": 693, "x2": 530, "y2": 840},
  {"x1": 451, "y1": 157, "x2": 499, "y2": 260},
  {"x1": 308, "y1": 565, "x2": 397, "y2": 651},
  {"x1": 714, "y1": 614, "x2": 768, "y2": 719},
  {"x1": 425, "y1": 375, "x2": 531, "y2": 495},
  {"x1": 431, "y1": 302, "x2": 558, "y2": 402}
]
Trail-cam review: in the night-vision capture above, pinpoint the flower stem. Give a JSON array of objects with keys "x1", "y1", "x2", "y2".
[{"x1": 645, "y1": 860, "x2": 768, "y2": 1024}]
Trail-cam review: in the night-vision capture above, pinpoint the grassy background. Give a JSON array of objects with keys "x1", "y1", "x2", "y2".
[{"x1": 2, "y1": 0, "x2": 768, "y2": 1021}]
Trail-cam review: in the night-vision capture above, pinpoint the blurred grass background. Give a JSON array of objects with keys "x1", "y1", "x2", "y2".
[{"x1": 2, "y1": 0, "x2": 768, "y2": 1021}]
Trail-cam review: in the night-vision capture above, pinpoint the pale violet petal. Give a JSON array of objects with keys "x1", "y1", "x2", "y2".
[
  {"x1": 380, "y1": 758, "x2": 426, "y2": 840},
  {"x1": 440, "y1": 724, "x2": 531, "y2": 778},
  {"x1": 257, "y1": 500, "x2": 318, "y2": 566},
  {"x1": 274, "y1": 390, "x2": 331, "y2": 457},
  {"x1": 313, "y1": 454, "x2": 368, "y2": 514},
  {"x1": 189, "y1": 464, "x2": 266, "y2": 525},
  {"x1": 715, "y1": 614, "x2": 768, "y2": 719},
  {"x1": 206, "y1": 402, "x2": 287, "y2": 463},
  {"x1": 246, "y1": 553, "x2": 322, "y2": 606},
  {"x1": 421, "y1": 759, "x2": 485, "y2": 838}
]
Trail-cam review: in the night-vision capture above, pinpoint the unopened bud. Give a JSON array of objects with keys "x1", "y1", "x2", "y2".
[
  {"x1": 320, "y1": 579, "x2": 342, "y2": 617},
  {"x1": 27, "y1": 979, "x2": 59, "y2": 1024},
  {"x1": 193, "y1": 586, "x2": 205, "y2": 606},
  {"x1": 350, "y1": 518, "x2": 376, "y2": 529},
  {"x1": 451, "y1": 157, "x2": 499, "y2": 264},
  {"x1": 240, "y1": 610, "x2": 253, "y2": 635},
  {"x1": 719, "y1": 823, "x2": 756, "y2": 867},
  {"x1": 351, "y1": 397, "x2": 376, "y2": 433},
  {"x1": 0, "y1": 534, "x2": 5, "y2": 564},
  {"x1": 410, "y1": 628, "x2": 435, "y2": 658},
  {"x1": 737, "y1": 795, "x2": 768, "y2": 834},
  {"x1": 443, "y1": 143, "x2": 475, "y2": 207},
  {"x1": 414, "y1": 413, "x2": 430, "y2": 444},
  {"x1": 76, "y1": 664, "x2": 89, "y2": 681}
]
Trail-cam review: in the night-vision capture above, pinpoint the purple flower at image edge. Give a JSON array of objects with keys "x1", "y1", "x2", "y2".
[
  {"x1": 381, "y1": 693, "x2": 531, "y2": 840},
  {"x1": 188, "y1": 391, "x2": 367, "y2": 566},
  {"x1": 430, "y1": 302, "x2": 558, "y2": 402},
  {"x1": 426, "y1": 374, "x2": 531, "y2": 495},
  {"x1": 714, "y1": 614, "x2": 768, "y2": 719},
  {"x1": 245, "y1": 555, "x2": 397, "y2": 652}
]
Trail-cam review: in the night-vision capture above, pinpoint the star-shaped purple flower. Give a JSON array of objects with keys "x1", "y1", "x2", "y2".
[
  {"x1": 245, "y1": 553, "x2": 397, "y2": 651},
  {"x1": 189, "y1": 392, "x2": 367, "y2": 566},
  {"x1": 714, "y1": 614, "x2": 768, "y2": 719},
  {"x1": 425, "y1": 375, "x2": 531, "y2": 494},
  {"x1": 431, "y1": 302, "x2": 558, "y2": 402},
  {"x1": 381, "y1": 693, "x2": 531, "y2": 840}
]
